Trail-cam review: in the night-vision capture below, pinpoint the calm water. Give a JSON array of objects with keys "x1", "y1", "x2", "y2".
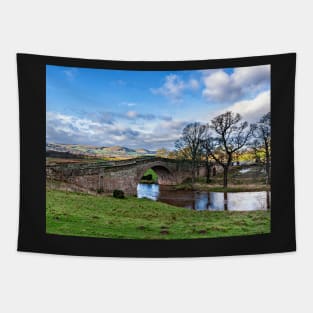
[{"x1": 137, "y1": 183, "x2": 270, "y2": 211}]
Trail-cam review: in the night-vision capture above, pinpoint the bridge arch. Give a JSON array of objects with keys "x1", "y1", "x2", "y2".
[{"x1": 136, "y1": 162, "x2": 176, "y2": 185}]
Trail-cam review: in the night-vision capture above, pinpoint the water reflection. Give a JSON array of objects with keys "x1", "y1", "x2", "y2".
[
  {"x1": 137, "y1": 183, "x2": 270, "y2": 211},
  {"x1": 137, "y1": 183, "x2": 160, "y2": 201}
]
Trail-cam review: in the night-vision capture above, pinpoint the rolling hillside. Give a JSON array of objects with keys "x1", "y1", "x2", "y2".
[{"x1": 46, "y1": 143, "x2": 156, "y2": 158}]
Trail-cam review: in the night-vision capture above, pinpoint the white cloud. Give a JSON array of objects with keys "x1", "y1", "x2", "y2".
[
  {"x1": 46, "y1": 111, "x2": 187, "y2": 150},
  {"x1": 189, "y1": 78, "x2": 199, "y2": 90},
  {"x1": 232, "y1": 65, "x2": 270, "y2": 87},
  {"x1": 202, "y1": 65, "x2": 270, "y2": 103},
  {"x1": 203, "y1": 70, "x2": 236, "y2": 102},
  {"x1": 151, "y1": 74, "x2": 199, "y2": 101},
  {"x1": 126, "y1": 110, "x2": 138, "y2": 118},
  {"x1": 212, "y1": 90, "x2": 270, "y2": 122},
  {"x1": 120, "y1": 102, "x2": 136, "y2": 107},
  {"x1": 63, "y1": 68, "x2": 77, "y2": 81},
  {"x1": 123, "y1": 110, "x2": 171, "y2": 121},
  {"x1": 151, "y1": 74, "x2": 184, "y2": 100},
  {"x1": 91, "y1": 110, "x2": 172, "y2": 123}
]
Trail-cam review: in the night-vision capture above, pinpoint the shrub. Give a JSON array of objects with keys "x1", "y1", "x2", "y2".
[
  {"x1": 113, "y1": 189, "x2": 125, "y2": 199},
  {"x1": 142, "y1": 174, "x2": 153, "y2": 181}
]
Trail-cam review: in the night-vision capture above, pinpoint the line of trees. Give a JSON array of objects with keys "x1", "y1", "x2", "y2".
[
  {"x1": 175, "y1": 122, "x2": 206, "y2": 184},
  {"x1": 251, "y1": 112, "x2": 271, "y2": 184},
  {"x1": 174, "y1": 111, "x2": 271, "y2": 188}
]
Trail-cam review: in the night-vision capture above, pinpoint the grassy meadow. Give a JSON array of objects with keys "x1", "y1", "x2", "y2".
[{"x1": 46, "y1": 189, "x2": 270, "y2": 239}]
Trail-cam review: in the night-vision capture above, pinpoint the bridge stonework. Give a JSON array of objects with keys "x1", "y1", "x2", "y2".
[{"x1": 46, "y1": 157, "x2": 207, "y2": 195}]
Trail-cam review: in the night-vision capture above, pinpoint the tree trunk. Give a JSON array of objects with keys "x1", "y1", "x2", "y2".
[
  {"x1": 223, "y1": 154, "x2": 232, "y2": 188},
  {"x1": 223, "y1": 166, "x2": 228, "y2": 188},
  {"x1": 265, "y1": 141, "x2": 271, "y2": 185},
  {"x1": 191, "y1": 161, "x2": 195, "y2": 184},
  {"x1": 206, "y1": 156, "x2": 211, "y2": 183},
  {"x1": 265, "y1": 161, "x2": 270, "y2": 185},
  {"x1": 212, "y1": 166, "x2": 216, "y2": 176},
  {"x1": 206, "y1": 164, "x2": 211, "y2": 183},
  {"x1": 266, "y1": 191, "x2": 270, "y2": 210},
  {"x1": 223, "y1": 192, "x2": 228, "y2": 211}
]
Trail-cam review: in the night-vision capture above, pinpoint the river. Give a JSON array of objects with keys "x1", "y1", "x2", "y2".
[{"x1": 137, "y1": 183, "x2": 270, "y2": 211}]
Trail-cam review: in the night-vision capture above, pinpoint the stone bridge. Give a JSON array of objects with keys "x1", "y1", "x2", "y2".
[{"x1": 46, "y1": 157, "x2": 207, "y2": 195}]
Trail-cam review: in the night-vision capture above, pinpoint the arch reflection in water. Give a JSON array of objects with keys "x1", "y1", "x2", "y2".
[
  {"x1": 137, "y1": 183, "x2": 160, "y2": 201},
  {"x1": 137, "y1": 183, "x2": 270, "y2": 211}
]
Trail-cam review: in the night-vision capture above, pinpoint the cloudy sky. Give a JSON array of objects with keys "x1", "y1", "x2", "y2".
[{"x1": 46, "y1": 64, "x2": 270, "y2": 150}]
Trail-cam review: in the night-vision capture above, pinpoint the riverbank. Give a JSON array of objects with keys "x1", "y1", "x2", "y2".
[
  {"x1": 46, "y1": 189, "x2": 270, "y2": 239},
  {"x1": 174, "y1": 164, "x2": 270, "y2": 192},
  {"x1": 174, "y1": 182, "x2": 270, "y2": 192}
]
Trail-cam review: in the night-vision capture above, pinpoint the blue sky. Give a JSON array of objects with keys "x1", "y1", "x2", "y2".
[{"x1": 46, "y1": 64, "x2": 270, "y2": 150}]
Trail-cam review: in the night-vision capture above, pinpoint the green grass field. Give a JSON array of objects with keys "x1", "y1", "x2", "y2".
[{"x1": 46, "y1": 189, "x2": 270, "y2": 239}]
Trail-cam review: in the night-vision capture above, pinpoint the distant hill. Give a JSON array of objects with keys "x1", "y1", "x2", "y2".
[
  {"x1": 46, "y1": 143, "x2": 156, "y2": 158},
  {"x1": 135, "y1": 148, "x2": 152, "y2": 154}
]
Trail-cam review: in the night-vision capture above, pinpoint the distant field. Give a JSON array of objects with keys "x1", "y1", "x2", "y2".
[
  {"x1": 46, "y1": 143, "x2": 156, "y2": 161},
  {"x1": 46, "y1": 189, "x2": 270, "y2": 240},
  {"x1": 46, "y1": 154, "x2": 153, "y2": 165},
  {"x1": 46, "y1": 156, "x2": 133, "y2": 165}
]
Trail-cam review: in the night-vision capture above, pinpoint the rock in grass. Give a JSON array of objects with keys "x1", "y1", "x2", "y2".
[
  {"x1": 137, "y1": 225, "x2": 146, "y2": 230},
  {"x1": 198, "y1": 229, "x2": 207, "y2": 234},
  {"x1": 113, "y1": 189, "x2": 125, "y2": 199}
]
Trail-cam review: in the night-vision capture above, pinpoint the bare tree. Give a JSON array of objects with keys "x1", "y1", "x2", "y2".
[
  {"x1": 175, "y1": 122, "x2": 206, "y2": 184},
  {"x1": 253, "y1": 112, "x2": 271, "y2": 184},
  {"x1": 208, "y1": 112, "x2": 254, "y2": 188},
  {"x1": 200, "y1": 124, "x2": 214, "y2": 183}
]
